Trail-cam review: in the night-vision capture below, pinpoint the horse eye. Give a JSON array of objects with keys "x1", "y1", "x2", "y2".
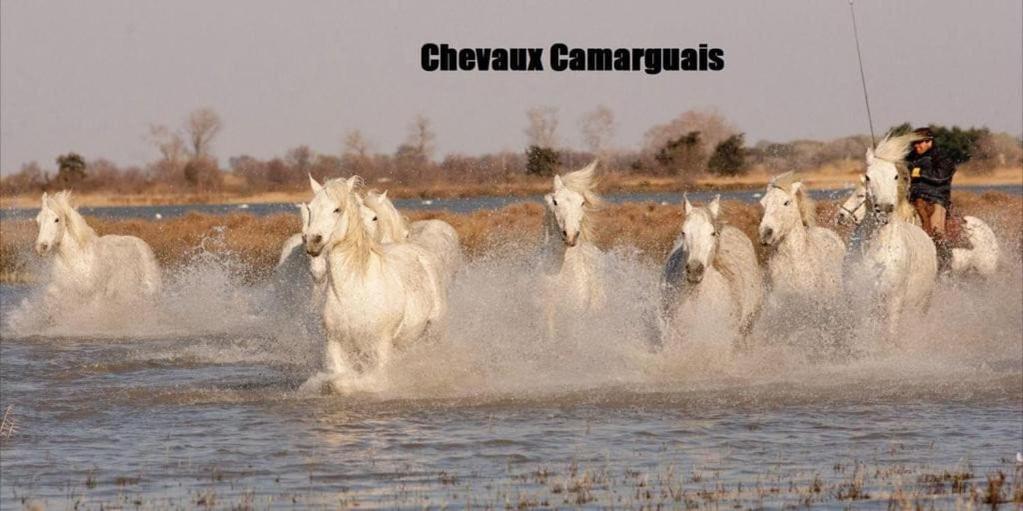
[
  {"x1": 333, "y1": 208, "x2": 341, "y2": 214},
  {"x1": 552, "y1": 199, "x2": 558, "y2": 206},
  {"x1": 783, "y1": 200, "x2": 791, "y2": 206},
  {"x1": 372, "y1": 216, "x2": 378, "y2": 221},
  {"x1": 54, "y1": 218, "x2": 60, "y2": 223},
  {"x1": 894, "y1": 175, "x2": 899, "y2": 180}
]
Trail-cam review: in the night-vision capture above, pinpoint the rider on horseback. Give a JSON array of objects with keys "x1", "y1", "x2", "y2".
[{"x1": 906, "y1": 127, "x2": 957, "y2": 271}]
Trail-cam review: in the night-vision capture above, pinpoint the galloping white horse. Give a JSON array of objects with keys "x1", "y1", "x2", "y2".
[
  {"x1": 541, "y1": 161, "x2": 607, "y2": 329},
  {"x1": 33, "y1": 191, "x2": 162, "y2": 311},
  {"x1": 837, "y1": 177, "x2": 999, "y2": 276},
  {"x1": 300, "y1": 177, "x2": 447, "y2": 393},
  {"x1": 859, "y1": 133, "x2": 938, "y2": 339},
  {"x1": 661, "y1": 195, "x2": 762, "y2": 346},
  {"x1": 364, "y1": 190, "x2": 462, "y2": 287},
  {"x1": 758, "y1": 172, "x2": 845, "y2": 301},
  {"x1": 273, "y1": 177, "x2": 378, "y2": 304}
]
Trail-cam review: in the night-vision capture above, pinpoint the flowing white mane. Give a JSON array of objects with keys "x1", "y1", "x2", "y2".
[
  {"x1": 872, "y1": 132, "x2": 926, "y2": 164},
  {"x1": 50, "y1": 191, "x2": 97, "y2": 245},
  {"x1": 558, "y1": 160, "x2": 603, "y2": 243},
  {"x1": 559, "y1": 160, "x2": 603, "y2": 208}
]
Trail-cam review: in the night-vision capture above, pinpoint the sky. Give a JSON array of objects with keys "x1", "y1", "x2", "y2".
[{"x1": 1, "y1": 0, "x2": 1021, "y2": 174}]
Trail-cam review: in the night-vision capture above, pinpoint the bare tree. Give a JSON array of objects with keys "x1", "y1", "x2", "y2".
[
  {"x1": 525, "y1": 106, "x2": 559, "y2": 148},
  {"x1": 184, "y1": 107, "x2": 222, "y2": 158},
  {"x1": 405, "y1": 114, "x2": 436, "y2": 161},
  {"x1": 342, "y1": 129, "x2": 371, "y2": 159},
  {"x1": 579, "y1": 105, "x2": 616, "y2": 155},
  {"x1": 148, "y1": 124, "x2": 186, "y2": 164}
]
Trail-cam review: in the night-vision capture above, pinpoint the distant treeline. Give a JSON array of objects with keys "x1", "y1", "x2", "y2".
[{"x1": 2, "y1": 107, "x2": 1020, "y2": 196}]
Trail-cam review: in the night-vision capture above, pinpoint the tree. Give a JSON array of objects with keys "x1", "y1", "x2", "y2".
[
  {"x1": 525, "y1": 145, "x2": 559, "y2": 177},
  {"x1": 655, "y1": 131, "x2": 705, "y2": 176},
  {"x1": 182, "y1": 157, "x2": 222, "y2": 190},
  {"x1": 525, "y1": 106, "x2": 559, "y2": 148},
  {"x1": 579, "y1": 105, "x2": 615, "y2": 155},
  {"x1": 644, "y1": 109, "x2": 737, "y2": 158},
  {"x1": 285, "y1": 145, "x2": 314, "y2": 174},
  {"x1": 343, "y1": 129, "x2": 371, "y2": 159},
  {"x1": 405, "y1": 114, "x2": 436, "y2": 162},
  {"x1": 707, "y1": 133, "x2": 748, "y2": 176},
  {"x1": 887, "y1": 122, "x2": 989, "y2": 164},
  {"x1": 148, "y1": 124, "x2": 187, "y2": 165},
  {"x1": 185, "y1": 107, "x2": 222, "y2": 158},
  {"x1": 55, "y1": 152, "x2": 87, "y2": 186}
]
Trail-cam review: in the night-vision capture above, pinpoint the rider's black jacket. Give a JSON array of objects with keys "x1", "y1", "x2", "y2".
[{"x1": 907, "y1": 146, "x2": 956, "y2": 207}]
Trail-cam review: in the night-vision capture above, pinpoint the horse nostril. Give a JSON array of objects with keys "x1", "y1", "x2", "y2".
[{"x1": 561, "y1": 230, "x2": 568, "y2": 238}]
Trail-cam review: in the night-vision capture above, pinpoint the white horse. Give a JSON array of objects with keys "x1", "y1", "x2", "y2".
[
  {"x1": 300, "y1": 177, "x2": 447, "y2": 393},
  {"x1": 273, "y1": 178, "x2": 378, "y2": 304},
  {"x1": 33, "y1": 191, "x2": 162, "y2": 313},
  {"x1": 758, "y1": 172, "x2": 845, "y2": 301},
  {"x1": 837, "y1": 177, "x2": 999, "y2": 277},
  {"x1": 541, "y1": 161, "x2": 607, "y2": 335},
  {"x1": 363, "y1": 190, "x2": 462, "y2": 287},
  {"x1": 661, "y1": 195, "x2": 763, "y2": 346},
  {"x1": 858, "y1": 133, "x2": 938, "y2": 339}
]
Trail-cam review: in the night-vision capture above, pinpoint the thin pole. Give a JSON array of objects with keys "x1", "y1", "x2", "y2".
[{"x1": 848, "y1": 0, "x2": 876, "y2": 147}]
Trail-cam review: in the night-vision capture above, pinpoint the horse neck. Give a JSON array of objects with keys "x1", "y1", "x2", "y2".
[
  {"x1": 56, "y1": 230, "x2": 91, "y2": 263},
  {"x1": 776, "y1": 219, "x2": 809, "y2": 257},
  {"x1": 56, "y1": 208, "x2": 95, "y2": 262}
]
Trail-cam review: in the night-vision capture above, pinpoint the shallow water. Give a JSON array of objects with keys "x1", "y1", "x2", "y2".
[
  {"x1": 1, "y1": 249, "x2": 1021, "y2": 509},
  {"x1": 2, "y1": 184, "x2": 1020, "y2": 220}
]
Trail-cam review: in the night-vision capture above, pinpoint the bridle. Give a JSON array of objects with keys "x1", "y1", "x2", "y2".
[{"x1": 840, "y1": 196, "x2": 867, "y2": 222}]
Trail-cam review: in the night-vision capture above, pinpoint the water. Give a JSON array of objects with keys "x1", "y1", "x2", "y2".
[
  {"x1": 2, "y1": 184, "x2": 1020, "y2": 220},
  {"x1": 1, "y1": 245, "x2": 1020, "y2": 509}
]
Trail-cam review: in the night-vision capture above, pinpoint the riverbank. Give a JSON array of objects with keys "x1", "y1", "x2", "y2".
[
  {"x1": 2, "y1": 191, "x2": 1019, "y2": 284},
  {"x1": 2, "y1": 166, "x2": 1019, "y2": 209}
]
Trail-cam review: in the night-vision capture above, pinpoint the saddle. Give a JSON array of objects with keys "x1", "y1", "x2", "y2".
[{"x1": 912, "y1": 199, "x2": 971, "y2": 249}]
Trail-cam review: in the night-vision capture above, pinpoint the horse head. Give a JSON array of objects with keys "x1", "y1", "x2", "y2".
[
  {"x1": 758, "y1": 173, "x2": 806, "y2": 246},
  {"x1": 303, "y1": 175, "x2": 363, "y2": 257},
  {"x1": 681, "y1": 194, "x2": 721, "y2": 284},
  {"x1": 864, "y1": 132, "x2": 923, "y2": 224},
  {"x1": 836, "y1": 176, "x2": 868, "y2": 226},
  {"x1": 547, "y1": 160, "x2": 600, "y2": 247},
  {"x1": 35, "y1": 192, "x2": 67, "y2": 256}
]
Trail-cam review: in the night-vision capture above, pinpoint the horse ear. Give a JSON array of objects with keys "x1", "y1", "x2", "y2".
[
  {"x1": 380, "y1": 190, "x2": 388, "y2": 200},
  {"x1": 708, "y1": 194, "x2": 721, "y2": 218},
  {"x1": 299, "y1": 203, "x2": 310, "y2": 226},
  {"x1": 865, "y1": 148, "x2": 875, "y2": 165},
  {"x1": 553, "y1": 174, "x2": 565, "y2": 191},
  {"x1": 41, "y1": 192, "x2": 48, "y2": 205},
  {"x1": 683, "y1": 193, "x2": 693, "y2": 215},
  {"x1": 791, "y1": 181, "x2": 803, "y2": 194},
  {"x1": 859, "y1": 174, "x2": 866, "y2": 184},
  {"x1": 309, "y1": 174, "x2": 323, "y2": 194}
]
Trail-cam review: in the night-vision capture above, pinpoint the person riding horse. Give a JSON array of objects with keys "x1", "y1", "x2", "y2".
[{"x1": 906, "y1": 127, "x2": 957, "y2": 271}]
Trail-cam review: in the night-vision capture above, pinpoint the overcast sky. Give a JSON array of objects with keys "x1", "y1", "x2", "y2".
[{"x1": 1, "y1": 0, "x2": 1021, "y2": 173}]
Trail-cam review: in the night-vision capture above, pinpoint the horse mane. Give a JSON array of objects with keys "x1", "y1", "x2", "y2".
[
  {"x1": 365, "y1": 190, "x2": 409, "y2": 242},
  {"x1": 559, "y1": 160, "x2": 603, "y2": 242},
  {"x1": 872, "y1": 132, "x2": 926, "y2": 164},
  {"x1": 51, "y1": 191, "x2": 97, "y2": 245},
  {"x1": 768, "y1": 172, "x2": 816, "y2": 227},
  {"x1": 324, "y1": 177, "x2": 378, "y2": 271}
]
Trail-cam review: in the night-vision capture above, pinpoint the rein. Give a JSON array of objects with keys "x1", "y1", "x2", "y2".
[{"x1": 840, "y1": 197, "x2": 867, "y2": 221}]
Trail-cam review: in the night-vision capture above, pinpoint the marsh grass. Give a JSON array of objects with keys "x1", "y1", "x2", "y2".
[{"x1": 1, "y1": 192, "x2": 1020, "y2": 284}]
